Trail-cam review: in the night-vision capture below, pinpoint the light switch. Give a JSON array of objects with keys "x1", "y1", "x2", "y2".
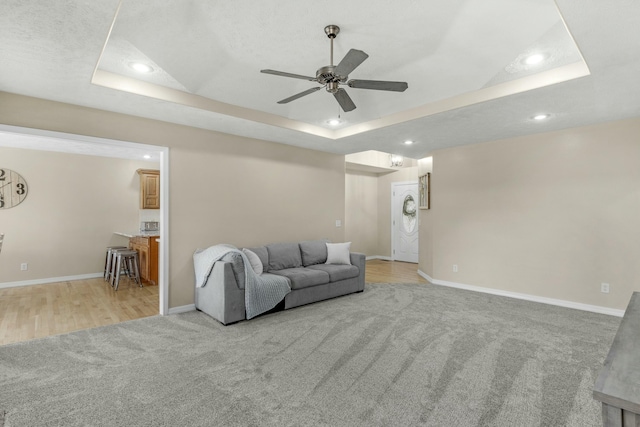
[{"x1": 335, "y1": 220, "x2": 342, "y2": 227}]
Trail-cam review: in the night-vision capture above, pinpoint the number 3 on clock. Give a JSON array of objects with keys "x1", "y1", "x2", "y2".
[{"x1": 0, "y1": 168, "x2": 29, "y2": 209}]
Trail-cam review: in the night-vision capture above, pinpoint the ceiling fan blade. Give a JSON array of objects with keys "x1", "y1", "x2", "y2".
[
  {"x1": 334, "y1": 49, "x2": 369, "y2": 77},
  {"x1": 277, "y1": 87, "x2": 322, "y2": 104},
  {"x1": 348, "y1": 79, "x2": 408, "y2": 92},
  {"x1": 333, "y1": 88, "x2": 356, "y2": 112},
  {"x1": 261, "y1": 69, "x2": 317, "y2": 81}
]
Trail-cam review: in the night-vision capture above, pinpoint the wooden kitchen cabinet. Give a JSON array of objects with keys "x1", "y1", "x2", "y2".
[
  {"x1": 129, "y1": 236, "x2": 159, "y2": 285},
  {"x1": 137, "y1": 169, "x2": 160, "y2": 209}
]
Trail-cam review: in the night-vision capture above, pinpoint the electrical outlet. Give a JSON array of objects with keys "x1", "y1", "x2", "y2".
[
  {"x1": 601, "y1": 283, "x2": 610, "y2": 294},
  {"x1": 453, "y1": 264, "x2": 458, "y2": 273},
  {"x1": 20, "y1": 263, "x2": 28, "y2": 271},
  {"x1": 335, "y1": 220, "x2": 342, "y2": 227}
]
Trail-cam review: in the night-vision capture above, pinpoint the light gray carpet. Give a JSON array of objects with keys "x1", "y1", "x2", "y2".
[{"x1": 0, "y1": 283, "x2": 619, "y2": 426}]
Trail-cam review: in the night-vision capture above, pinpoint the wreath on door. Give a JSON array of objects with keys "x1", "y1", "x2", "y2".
[{"x1": 402, "y1": 195, "x2": 417, "y2": 233}]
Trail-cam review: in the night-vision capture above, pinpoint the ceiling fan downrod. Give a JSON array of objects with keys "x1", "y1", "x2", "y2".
[{"x1": 324, "y1": 25, "x2": 340, "y2": 66}]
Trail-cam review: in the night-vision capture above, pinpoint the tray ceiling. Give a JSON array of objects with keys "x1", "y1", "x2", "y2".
[
  {"x1": 1, "y1": 0, "x2": 639, "y2": 158},
  {"x1": 94, "y1": 0, "x2": 586, "y2": 139}
]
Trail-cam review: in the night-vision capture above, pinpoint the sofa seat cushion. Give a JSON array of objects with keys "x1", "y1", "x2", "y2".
[
  {"x1": 269, "y1": 268, "x2": 330, "y2": 290},
  {"x1": 307, "y1": 264, "x2": 360, "y2": 282}
]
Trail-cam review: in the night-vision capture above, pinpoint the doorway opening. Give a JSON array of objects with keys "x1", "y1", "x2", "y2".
[{"x1": 0, "y1": 124, "x2": 169, "y2": 318}]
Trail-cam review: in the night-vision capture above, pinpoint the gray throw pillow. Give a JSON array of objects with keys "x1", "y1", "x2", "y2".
[
  {"x1": 244, "y1": 246, "x2": 268, "y2": 268},
  {"x1": 242, "y1": 248, "x2": 263, "y2": 275},
  {"x1": 266, "y1": 242, "x2": 302, "y2": 271},
  {"x1": 299, "y1": 239, "x2": 329, "y2": 266}
]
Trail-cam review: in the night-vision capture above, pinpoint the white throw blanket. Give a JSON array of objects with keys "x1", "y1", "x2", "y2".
[{"x1": 193, "y1": 245, "x2": 291, "y2": 319}]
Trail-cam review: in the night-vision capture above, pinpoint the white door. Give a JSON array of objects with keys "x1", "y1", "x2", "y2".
[{"x1": 392, "y1": 182, "x2": 419, "y2": 263}]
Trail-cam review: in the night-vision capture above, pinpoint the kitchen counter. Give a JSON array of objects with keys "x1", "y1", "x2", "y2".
[
  {"x1": 114, "y1": 232, "x2": 160, "y2": 285},
  {"x1": 114, "y1": 231, "x2": 160, "y2": 239}
]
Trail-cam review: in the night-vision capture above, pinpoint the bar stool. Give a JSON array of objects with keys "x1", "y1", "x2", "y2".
[
  {"x1": 111, "y1": 250, "x2": 142, "y2": 291},
  {"x1": 106, "y1": 248, "x2": 132, "y2": 285},
  {"x1": 104, "y1": 246, "x2": 128, "y2": 281}
]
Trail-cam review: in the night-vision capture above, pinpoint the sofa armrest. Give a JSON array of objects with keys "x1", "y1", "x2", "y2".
[
  {"x1": 195, "y1": 260, "x2": 245, "y2": 325},
  {"x1": 350, "y1": 252, "x2": 366, "y2": 291}
]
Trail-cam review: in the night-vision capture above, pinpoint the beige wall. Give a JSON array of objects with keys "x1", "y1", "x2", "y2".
[
  {"x1": 421, "y1": 117, "x2": 640, "y2": 310},
  {"x1": 418, "y1": 158, "x2": 434, "y2": 276},
  {"x1": 0, "y1": 92, "x2": 346, "y2": 308},
  {"x1": 169, "y1": 134, "x2": 345, "y2": 307},
  {"x1": 345, "y1": 171, "x2": 378, "y2": 255},
  {"x1": 6, "y1": 89, "x2": 636, "y2": 312},
  {"x1": 0, "y1": 147, "x2": 151, "y2": 282}
]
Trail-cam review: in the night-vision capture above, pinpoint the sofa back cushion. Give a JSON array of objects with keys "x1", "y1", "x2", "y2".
[
  {"x1": 266, "y1": 242, "x2": 302, "y2": 271},
  {"x1": 299, "y1": 239, "x2": 329, "y2": 266}
]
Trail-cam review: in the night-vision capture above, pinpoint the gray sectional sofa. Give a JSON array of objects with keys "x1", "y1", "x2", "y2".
[{"x1": 195, "y1": 240, "x2": 366, "y2": 325}]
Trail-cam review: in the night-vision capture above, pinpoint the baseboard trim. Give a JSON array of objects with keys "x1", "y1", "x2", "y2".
[
  {"x1": 417, "y1": 270, "x2": 624, "y2": 317},
  {"x1": 366, "y1": 255, "x2": 393, "y2": 261},
  {"x1": 0, "y1": 273, "x2": 104, "y2": 289},
  {"x1": 168, "y1": 304, "x2": 196, "y2": 315}
]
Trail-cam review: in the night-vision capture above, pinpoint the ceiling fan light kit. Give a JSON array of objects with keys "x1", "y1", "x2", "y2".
[{"x1": 261, "y1": 25, "x2": 408, "y2": 113}]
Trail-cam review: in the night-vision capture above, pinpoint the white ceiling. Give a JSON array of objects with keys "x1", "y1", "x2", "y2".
[{"x1": 1, "y1": 0, "x2": 639, "y2": 159}]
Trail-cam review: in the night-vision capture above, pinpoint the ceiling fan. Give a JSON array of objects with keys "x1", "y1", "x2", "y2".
[{"x1": 261, "y1": 25, "x2": 408, "y2": 113}]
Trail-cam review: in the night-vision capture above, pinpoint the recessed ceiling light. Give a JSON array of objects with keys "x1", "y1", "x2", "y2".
[
  {"x1": 129, "y1": 62, "x2": 153, "y2": 73},
  {"x1": 404, "y1": 140, "x2": 414, "y2": 145},
  {"x1": 525, "y1": 53, "x2": 545, "y2": 65},
  {"x1": 532, "y1": 113, "x2": 551, "y2": 121},
  {"x1": 327, "y1": 119, "x2": 342, "y2": 126},
  {"x1": 143, "y1": 154, "x2": 152, "y2": 159}
]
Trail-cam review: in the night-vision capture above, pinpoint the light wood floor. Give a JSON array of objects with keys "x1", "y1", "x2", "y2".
[
  {"x1": 0, "y1": 260, "x2": 425, "y2": 346},
  {"x1": 366, "y1": 259, "x2": 428, "y2": 284},
  {"x1": 0, "y1": 277, "x2": 158, "y2": 346}
]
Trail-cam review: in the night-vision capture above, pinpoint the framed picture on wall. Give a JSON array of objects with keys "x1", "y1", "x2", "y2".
[{"x1": 419, "y1": 173, "x2": 430, "y2": 209}]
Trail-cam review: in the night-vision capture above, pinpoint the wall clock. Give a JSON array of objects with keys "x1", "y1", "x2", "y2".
[{"x1": 0, "y1": 168, "x2": 28, "y2": 209}]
